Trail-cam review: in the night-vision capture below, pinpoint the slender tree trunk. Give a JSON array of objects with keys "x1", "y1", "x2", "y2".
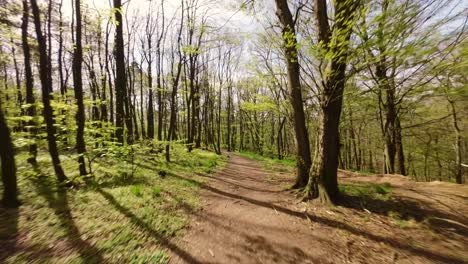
[
  {"x1": 105, "y1": 20, "x2": 114, "y2": 125},
  {"x1": 11, "y1": 39, "x2": 23, "y2": 109},
  {"x1": 166, "y1": 1, "x2": 184, "y2": 161},
  {"x1": 147, "y1": 46, "x2": 154, "y2": 139},
  {"x1": 30, "y1": 0, "x2": 68, "y2": 182},
  {"x1": 448, "y1": 98, "x2": 462, "y2": 184},
  {"x1": 139, "y1": 60, "x2": 146, "y2": 138},
  {"x1": 226, "y1": 85, "x2": 232, "y2": 152},
  {"x1": 275, "y1": 0, "x2": 312, "y2": 188},
  {"x1": 58, "y1": 0, "x2": 66, "y2": 96},
  {"x1": 72, "y1": 0, "x2": 87, "y2": 176},
  {"x1": 22, "y1": 0, "x2": 37, "y2": 165}
]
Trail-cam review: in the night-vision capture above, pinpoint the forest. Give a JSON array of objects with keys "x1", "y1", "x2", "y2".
[{"x1": 0, "y1": 0, "x2": 467, "y2": 263}]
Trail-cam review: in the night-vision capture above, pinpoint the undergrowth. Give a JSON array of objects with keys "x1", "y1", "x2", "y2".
[{"x1": 0, "y1": 143, "x2": 225, "y2": 264}]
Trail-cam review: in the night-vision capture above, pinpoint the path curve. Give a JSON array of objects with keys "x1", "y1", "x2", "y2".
[
  {"x1": 171, "y1": 154, "x2": 335, "y2": 264},
  {"x1": 170, "y1": 153, "x2": 468, "y2": 264}
]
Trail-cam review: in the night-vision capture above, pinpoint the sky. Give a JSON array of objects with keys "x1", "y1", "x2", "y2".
[{"x1": 60, "y1": 0, "x2": 262, "y2": 34}]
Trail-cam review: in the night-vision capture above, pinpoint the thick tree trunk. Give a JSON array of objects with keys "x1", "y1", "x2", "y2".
[
  {"x1": 0, "y1": 100, "x2": 18, "y2": 207},
  {"x1": 306, "y1": 0, "x2": 358, "y2": 204},
  {"x1": 30, "y1": 0, "x2": 68, "y2": 182},
  {"x1": 275, "y1": 0, "x2": 312, "y2": 188},
  {"x1": 114, "y1": 0, "x2": 126, "y2": 144}
]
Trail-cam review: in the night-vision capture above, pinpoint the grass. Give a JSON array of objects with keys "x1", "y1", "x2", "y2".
[
  {"x1": 0, "y1": 143, "x2": 226, "y2": 263},
  {"x1": 339, "y1": 182, "x2": 392, "y2": 201},
  {"x1": 237, "y1": 151, "x2": 295, "y2": 173},
  {"x1": 388, "y1": 211, "x2": 417, "y2": 229}
]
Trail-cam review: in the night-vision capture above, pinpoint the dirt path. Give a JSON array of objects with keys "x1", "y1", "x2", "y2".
[{"x1": 170, "y1": 154, "x2": 468, "y2": 264}]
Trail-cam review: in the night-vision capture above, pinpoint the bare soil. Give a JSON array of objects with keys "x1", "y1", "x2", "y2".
[{"x1": 170, "y1": 154, "x2": 468, "y2": 264}]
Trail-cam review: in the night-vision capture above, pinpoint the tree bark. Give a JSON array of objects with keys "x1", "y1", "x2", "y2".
[
  {"x1": 306, "y1": 0, "x2": 358, "y2": 204},
  {"x1": 275, "y1": 0, "x2": 312, "y2": 188},
  {"x1": 30, "y1": 0, "x2": 68, "y2": 182},
  {"x1": 72, "y1": 0, "x2": 88, "y2": 176},
  {"x1": 447, "y1": 97, "x2": 462, "y2": 184},
  {"x1": 22, "y1": 0, "x2": 37, "y2": 165},
  {"x1": 114, "y1": 0, "x2": 126, "y2": 144},
  {"x1": 0, "y1": 100, "x2": 18, "y2": 207}
]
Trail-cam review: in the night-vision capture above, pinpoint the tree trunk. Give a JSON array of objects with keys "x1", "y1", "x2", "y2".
[
  {"x1": 147, "y1": 52, "x2": 155, "y2": 139},
  {"x1": 22, "y1": 0, "x2": 37, "y2": 165},
  {"x1": 30, "y1": 0, "x2": 68, "y2": 182},
  {"x1": 395, "y1": 116, "x2": 406, "y2": 175},
  {"x1": 448, "y1": 98, "x2": 462, "y2": 184},
  {"x1": 72, "y1": 0, "x2": 87, "y2": 176},
  {"x1": 306, "y1": 0, "x2": 358, "y2": 204},
  {"x1": 275, "y1": 0, "x2": 312, "y2": 188},
  {"x1": 166, "y1": 1, "x2": 185, "y2": 161},
  {"x1": 0, "y1": 100, "x2": 18, "y2": 207},
  {"x1": 114, "y1": 0, "x2": 126, "y2": 144}
]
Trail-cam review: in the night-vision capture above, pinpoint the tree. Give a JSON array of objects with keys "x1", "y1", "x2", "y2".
[
  {"x1": 0, "y1": 99, "x2": 18, "y2": 207},
  {"x1": 275, "y1": 0, "x2": 312, "y2": 189},
  {"x1": 21, "y1": 0, "x2": 37, "y2": 165},
  {"x1": 305, "y1": 0, "x2": 360, "y2": 203},
  {"x1": 30, "y1": 0, "x2": 67, "y2": 182},
  {"x1": 72, "y1": 0, "x2": 87, "y2": 176},
  {"x1": 166, "y1": 0, "x2": 185, "y2": 162},
  {"x1": 114, "y1": 0, "x2": 127, "y2": 144}
]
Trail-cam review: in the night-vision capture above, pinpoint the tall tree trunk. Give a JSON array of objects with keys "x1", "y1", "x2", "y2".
[
  {"x1": 58, "y1": 0, "x2": 66, "y2": 96},
  {"x1": 226, "y1": 85, "x2": 232, "y2": 152},
  {"x1": 448, "y1": 98, "x2": 462, "y2": 184},
  {"x1": 166, "y1": 1, "x2": 184, "y2": 161},
  {"x1": 306, "y1": 0, "x2": 358, "y2": 204},
  {"x1": 30, "y1": 0, "x2": 68, "y2": 182},
  {"x1": 11, "y1": 38, "x2": 23, "y2": 109},
  {"x1": 139, "y1": 60, "x2": 146, "y2": 138},
  {"x1": 22, "y1": 0, "x2": 37, "y2": 165},
  {"x1": 147, "y1": 44, "x2": 155, "y2": 139},
  {"x1": 114, "y1": 0, "x2": 126, "y2": 144},
  {"x1": 73, "y1": 0, "x2": 87, "y2": 176},
  {"x1": 275, "y1": 0, "x2": 312, "y2": 188},
  {"x1": 105, "y1": 20, "x2": 114, "y2": 125},
  {"x1": 395, "y1": 116, "x2": 405, "y2": 175},
  {"x1": 0, "y1": 100, "x2": 18, "y2": 207}
]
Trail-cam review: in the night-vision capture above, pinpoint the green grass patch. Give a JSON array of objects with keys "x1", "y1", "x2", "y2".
[
  {"x1": 339, "y1": 182, "x2": 392, "y2": 200},
  {"x1": 237, "y1": 151, "x2": 295, "y2": 173},
  {"x1": 1, "y1": 143, "x2": 225, "y2": 264}
]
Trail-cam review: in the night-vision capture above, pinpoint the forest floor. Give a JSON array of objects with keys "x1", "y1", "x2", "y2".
[
  {"x1": 171, "y1": 153, "x2": 468, "y2": 264},
  {"x1": 0, "y1": 145, "x2": 227, "y2": 263}
]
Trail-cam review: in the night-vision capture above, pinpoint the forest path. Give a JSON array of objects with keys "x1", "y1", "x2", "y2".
[
  {"x1": 170, "y1": 154, "x2": 468, "y2": 264},
  {"x1": 170, "y1": 153, "x2": 328, "y2": 264}
]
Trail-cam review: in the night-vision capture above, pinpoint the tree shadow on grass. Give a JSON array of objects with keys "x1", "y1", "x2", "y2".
[
  {"x1": 168, "y1": 173, "x2": 466, "y2": 264},
  {"x1": 338, "y1": 192, "x2": 468, "y2": 238},
  {"x1": 32, "y1": 177, "x2": 104, "y2": 263},
  {"x1": 95, "y1": 188, "x2": 202, "y2": 264},
  {"x1": 0, "y1": 205, "x2": 18, "y2": 262}
]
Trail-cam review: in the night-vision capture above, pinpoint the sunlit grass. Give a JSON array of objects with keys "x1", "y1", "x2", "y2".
[{"x1": 1, "y1": 143, "x2": 226, "y2": 263}]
